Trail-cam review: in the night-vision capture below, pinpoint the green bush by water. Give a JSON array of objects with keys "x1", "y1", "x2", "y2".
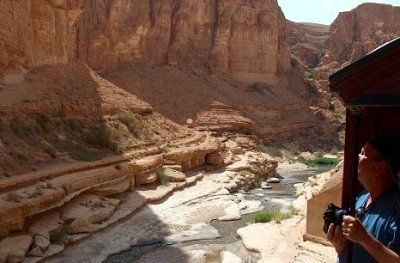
[
  {"x1": 254, "y1": 210, "x2": 293, "y2": 224},
  {"x1": 298, "y1": 156, "x2": 340, "y2": 167}
]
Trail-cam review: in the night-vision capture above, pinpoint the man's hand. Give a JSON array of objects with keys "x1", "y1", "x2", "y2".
[
  {"x1": 327, "y1": 223, "x2": 347, "y2": 253},
  {"x1": 342, "y1": 215, "x2": 369, "y2": 244}
]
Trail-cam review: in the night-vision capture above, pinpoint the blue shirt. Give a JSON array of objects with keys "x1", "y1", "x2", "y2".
[{"x1": 338, "y1": 186, "x2": 400, "y2": 262}]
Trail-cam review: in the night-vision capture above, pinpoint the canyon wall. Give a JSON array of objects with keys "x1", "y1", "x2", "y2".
[
  {"x1": 323, "y1": 3, "x2": 400, "y2": 67},
  {"x1": 287, "y1": 3, "x2": 400, "y2": 114},
  {"x1": 0, "y1": 0, "x2": 291, "y2": 84}
]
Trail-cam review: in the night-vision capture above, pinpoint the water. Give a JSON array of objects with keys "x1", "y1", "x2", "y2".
[{"x1": 105, "y1": 165, "x2": 334, "y2": 262}]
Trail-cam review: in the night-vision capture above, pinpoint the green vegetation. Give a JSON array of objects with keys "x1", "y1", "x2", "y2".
[
  {"x1": 55, "y1": 142, "x2": 100, "y2": 162},
  {"x1": 298, "y1": 156, "x2": 340, "y2": 167},
  {"x1": 253, "y1": 174, "x2": 262, "y2": 188},
  {"x1": 8, "y1": 150, "x2": 28, "y2": 163},
  {"x1": 49, "y1": 227, "x2": 68, "y2": 244},
  {"x1": 256, "y1": 144, "x2": 283, "y2": 157},
  {"x1": 10, "y1": 118, "x2": 30, "y2": 137},
  {"x1": 85, "y1": 127, "x2": 109, "y2": 147},
  {"x1": 254, "y1": 209, "x2": 293, "y2": 224},
  {"x1": 117, "y1": 110, "x2": 138, "y2": 132},
  {"x1": 328, "y1": 101, "x2": 336, "y2": 111},
  {"x1": 288, "y1": 205, "x2": 300, "y2": 216},
  {"x1": 283, "y1": 142, "x2": 300, "y2": 155},
  {"x1": 64, "y1": 118, "x2": 82, "y2": 132},
  {"x1": 157, "y1": 168, "x2": 170, "y2": 185},
  {"x1": 117, "y1": 111, "x2": 135, "y2": 125},
  {"x1": 34, "y1": 113, "x2": 50, "y2": 133}
]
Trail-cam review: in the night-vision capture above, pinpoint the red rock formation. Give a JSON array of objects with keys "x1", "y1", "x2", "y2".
[
  {"x1": 323, "y1": 3, "x2": 400, "y2": 66},
  {"x1": 0, "y1": 0, "x2": 291, "y2": 85},
  {"x1": 287, "y1": 21, "x2": 329, "y2": 68},
  {"x1": 287, "y1": 3, "x2": 400, "y2": 127}
]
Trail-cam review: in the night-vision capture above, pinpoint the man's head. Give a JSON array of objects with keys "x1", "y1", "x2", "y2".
[{"x1": 358, "y1": 137, "x2": 400, "y2": 189}]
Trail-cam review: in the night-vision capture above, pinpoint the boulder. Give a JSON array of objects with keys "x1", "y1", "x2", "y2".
[
  {"x1": 62, "y1": 195, "x2": 119, "y2": 225},
  {"x1": 28, "y1": 212, "x2": 63, "y2": 239},
  {"x1": 222, "y1": 251, "x2": 243, "y2": 263},
  {"x1": 28, "y1": 246, "x2": 43, "y2": 257},
  {"x1": 223, "y1": 182, "x2": 238, "y2": 194},
  {"x1": 163, "y1": 168, "x2": 186, "y2": 182},
  {"x1": 0, "y1": 235, "x2": 33, "y2": 262},
  {"x1": 68, "y1": 218, "x2": 95, "y2": 234},
  {"x1": 261, "y1": 182, "x2": 272, "y2": 189},
  {"x1": 34, "y1": 235, "x2": 50, "y2": 250},
  {"x1": 162, "y1": 165, "x2": 183, "y2": 172},
  {"x1": 219, "y1": 204, "x2": 241, "y2": 221},
  {"x1": 135, "y1": 172, "x2": 158, "y2": 185},
  {"x1": 205, "y1": 152, "x2": 224, "y2": 165},
  {"x1": 267, "y1": 177, "x2": 280, "y2": 184}
]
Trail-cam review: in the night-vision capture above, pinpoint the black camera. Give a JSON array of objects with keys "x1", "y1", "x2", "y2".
[{"x1": 323, "y1": 203, "x2": 350, "y2": 234}]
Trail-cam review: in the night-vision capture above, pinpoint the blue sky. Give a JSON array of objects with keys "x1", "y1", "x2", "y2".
[{"x1": 278, "y1": 0, "x2": 400, "y2": 25}]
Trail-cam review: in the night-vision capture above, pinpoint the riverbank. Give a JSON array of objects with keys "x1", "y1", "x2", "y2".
[{"x1": 44, "y1": 161, "x2": 336, "y2": 263}]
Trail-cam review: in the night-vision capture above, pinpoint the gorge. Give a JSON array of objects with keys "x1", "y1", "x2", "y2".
[{"x1": 0, "y1": 1, "x2": 399, "y2": 262}]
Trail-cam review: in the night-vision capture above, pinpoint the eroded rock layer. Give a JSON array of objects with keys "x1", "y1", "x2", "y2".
[
  {"x1": 0, "y1": 0, "x2": 291, "y2": 85},
  {"x1": 323, "y1": 3, "x2": 400, "y2": 67}
]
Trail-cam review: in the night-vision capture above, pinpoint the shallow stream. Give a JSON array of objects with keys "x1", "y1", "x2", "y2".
[{"x1": 105, "y1": 165, "x2": 333, "y2": 263}]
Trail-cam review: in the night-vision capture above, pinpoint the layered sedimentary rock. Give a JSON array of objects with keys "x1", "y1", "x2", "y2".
[
  {"x1": 315, "y1": 3, "x2": 400, "y2": 97},
  {"x1": 287, "y1": 3, "x2": 400, "y2": 121},
  {"x1": 322, "y1": 3, "x2": 400, "y2": 67},
  {"x1": 287, "y1": 21, "x2": 329, "y2": 68},
  {"x1": 193, "y1": 101, "x2": 257, "y2": 134},
  {"x1": 0, "y1": 0, "x2": 291, "y2": 85}
]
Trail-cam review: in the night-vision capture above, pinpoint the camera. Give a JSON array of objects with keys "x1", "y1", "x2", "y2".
[{"x1": 323, "y1": 203, "x2": 350, "y2": 234}]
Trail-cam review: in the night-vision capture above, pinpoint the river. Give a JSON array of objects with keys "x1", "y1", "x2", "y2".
[{"x1": 104, "y1": 164, "x2": 334, "y2": 263}]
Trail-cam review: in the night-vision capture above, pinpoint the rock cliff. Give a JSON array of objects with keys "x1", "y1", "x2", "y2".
[
  {"x1": 287, "y1": 21, "x2": 329, "y2": 68},
  {"x1": 0, "y1": 0, "x2": 291, "y2": 85},
  {"x1": 323, "y1": 3, "x2": 400, "y2": 67},
  {"x1": 287, "y1": 3, "x2": 400, "y2": 124}
]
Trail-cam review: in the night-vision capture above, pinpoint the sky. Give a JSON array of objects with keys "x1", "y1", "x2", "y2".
[{"x1": 278, "y1": 0, "x2": 400, "y2": 25}]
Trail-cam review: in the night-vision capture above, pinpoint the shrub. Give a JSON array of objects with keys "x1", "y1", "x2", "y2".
[
  {"x1": 55, "y1": 142, "x2": 100, "y2": 162},
  {"x1": 49, "y1": 227, "x2": 68, "y2": 244},
  {"x1": 298, "y1": 156, "x2": 340, "y2": 167},
  {"x1": 283, "y1": 142, "x2": 300, "y2": 155},
  {"x1": 108, "y1": 124, "x2": 132, "y2": 151},
  {"x1": 253, "y1": 174, "x2": 262, "y2": 188},
  {"x1": 85, "y1": 127, "x2": 109, "y2": 147},
  {"x1": 328, "y1": 101, "x2": 336, "y2": 111},
  {"x1": 254, "y1": 210, "x2": 293, "y2": 224},
  {"x1": 65, "y1": 118, "x2": 82, "y2": 132},
  {"x1": 117, "y1": 111, "x2": 135, "y2": 125},
  {"x1": 10, "y1": 119, "x2": 28, "y2": 137},
  {"x1": 254, "y1": 211, "x2": 273, "y2": 223},
  {"x1": 256, "y1": 144, "x2": 283, "y2": 157},
  {"x1": 157, "y1": 168, "x2": 170, "y2": 185},
  {"x1": 117, "y1": 111, "x2": 138, "y2": 132},
  {"x1": 288, "y1": 205, "x2": 300, "y2": 216},
  {"x1": 34, "y1": 113, "x2": 50, "y2": 133},
  {"x1": 8, "y1": 150, "x2": 28, "y2": 163}
]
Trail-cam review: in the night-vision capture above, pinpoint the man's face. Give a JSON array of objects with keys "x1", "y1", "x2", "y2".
[{"x1": 358, "y1": 143, "x2": 382, "y2": 186}]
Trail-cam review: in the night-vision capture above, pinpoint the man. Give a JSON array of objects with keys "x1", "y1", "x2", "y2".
[{"x1": 327, "y1": 137, "x2": 400, "y2": 262}]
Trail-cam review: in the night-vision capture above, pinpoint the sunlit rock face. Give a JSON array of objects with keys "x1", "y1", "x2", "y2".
[
  {"x1": 0, "y1": 0, "x2": 291, "y2": 85},
  {"x1": 322, "y1": 3, "x2": 400, "y2": 67},
  {"x1": 286, "y1": 3, "x2": 400, "y2": 117}
]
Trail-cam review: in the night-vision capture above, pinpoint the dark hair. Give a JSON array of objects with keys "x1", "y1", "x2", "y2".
[{"x1": 369, "y1": 137, "x2": 400, "y2": 176}]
